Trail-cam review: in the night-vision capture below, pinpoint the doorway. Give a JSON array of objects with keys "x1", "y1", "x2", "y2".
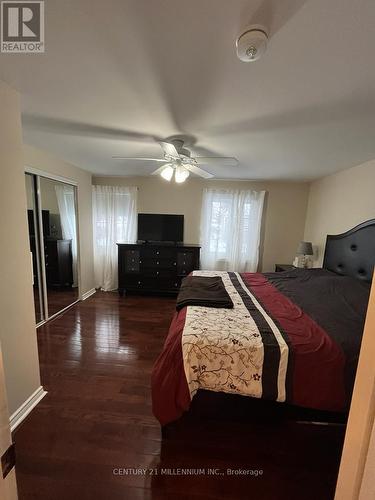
[{"x1": 25, "y1": 172, "x2": 80, "y2": 325}]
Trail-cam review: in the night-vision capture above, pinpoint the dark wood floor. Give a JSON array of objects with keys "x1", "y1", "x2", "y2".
[
  {"x1": 46, "y1": 287, "x2": 79, "y2": 317},
  {"x1": 14, "y1": 292, "x2": 345, "y2": 500},
  {"x1": 33, "y1": 286, "x2": 79, "y2": 322}
]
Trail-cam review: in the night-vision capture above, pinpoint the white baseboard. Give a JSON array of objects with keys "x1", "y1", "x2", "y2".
[
  {"x1": 10, "y1": 386, "x2": 47, "y2": 432},
  {"x1": 81, "y1": 288, "x2": 96, "y2": 301}
]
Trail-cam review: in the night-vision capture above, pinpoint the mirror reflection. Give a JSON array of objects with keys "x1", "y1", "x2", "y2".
[
  {"x1": 25, "y1": 173, "x2": 44, "y2": 323},
  {"x1": 39, "y1": 177, "x2": 79, "y2": 316}
]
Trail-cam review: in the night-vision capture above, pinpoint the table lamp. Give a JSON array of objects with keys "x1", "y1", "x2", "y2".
[{"x1": 297, "y1": 241, "x2": 313, "y2": 268}]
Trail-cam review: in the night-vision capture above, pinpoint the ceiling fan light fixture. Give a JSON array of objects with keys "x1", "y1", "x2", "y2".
[
  {"x1": 160, "y1": 165, "x2": 174, "y2": 181},
  {"x1": 175, "y1": 165, "x2": 190, "y2": 183},
  {"x1": 114, "y1": 139, "x2": 238, "y2": 180}
]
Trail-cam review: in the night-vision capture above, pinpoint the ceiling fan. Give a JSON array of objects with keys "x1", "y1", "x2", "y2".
[{"x1": 112, "y1": 139, "x2": 239, "y2": 183}]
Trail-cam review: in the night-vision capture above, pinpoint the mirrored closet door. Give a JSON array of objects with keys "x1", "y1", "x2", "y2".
[
  {"x1": 25, "y1": 173, "x2": 44, "y2": 323},
  {"x1": 25, "y1": 172, "x2": 80, "y2": 325}
]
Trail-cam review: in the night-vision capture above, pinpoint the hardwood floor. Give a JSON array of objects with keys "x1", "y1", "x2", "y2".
[
  {"x1": 14, "y1": 292, "x2": 345, "y2": 500},
  {"x1": 45, "y1": 287, "x2": 79, "y2": 317},
  {"x1": 33, "y1": 286, "x2": 79, "y2": 321}
]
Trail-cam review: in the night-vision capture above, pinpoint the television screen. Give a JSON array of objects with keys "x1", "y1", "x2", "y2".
[{"x1": 138, "y1": 214, "x2": 184, "y2": 243}]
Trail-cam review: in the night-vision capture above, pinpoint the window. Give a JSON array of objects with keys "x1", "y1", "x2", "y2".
[
  {"x1": 92, "y1": 185, "x2": 137, "y2": 291},
  {"x1": 200, "y1": 189, "x2": 265, "y2": 272}
]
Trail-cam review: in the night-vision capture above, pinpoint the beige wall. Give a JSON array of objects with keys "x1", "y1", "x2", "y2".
[
  {"x1": 25, "y1": 145, "x2": 95, "y2": 294},
  {"x1": 93, "y1": 176, "x2": 309, "y2": 272},
  {"x1": 304, "y1": 159, "x2": 375, "y2": 265},
  {"x1": 0, "y1": 81, "x2": 41, "y2": 414}
]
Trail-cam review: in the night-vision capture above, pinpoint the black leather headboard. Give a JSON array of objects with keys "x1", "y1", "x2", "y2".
[{"x1": 323, "y1": 219, "x2": 375, "y2": 282}]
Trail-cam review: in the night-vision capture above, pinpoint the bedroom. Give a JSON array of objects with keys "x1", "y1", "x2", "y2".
[{"x1": 0, "y1": 1, "x2": 375, "y2": 499}]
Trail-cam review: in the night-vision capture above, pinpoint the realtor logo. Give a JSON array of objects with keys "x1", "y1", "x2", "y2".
[{"x1": 1, "y1": 1, "x2": 44, "y2": 53}]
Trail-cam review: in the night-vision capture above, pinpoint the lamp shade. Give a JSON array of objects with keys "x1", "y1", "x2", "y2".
[
  {"x1": 175, "y1": 165, "x2": 189, "y2": 183},
  {"x1": 160, "y1": 165, "x2": 174, "y2": 181},
  {"x1": 297, "y1": 241, "x2": 313, "y2": 255}
]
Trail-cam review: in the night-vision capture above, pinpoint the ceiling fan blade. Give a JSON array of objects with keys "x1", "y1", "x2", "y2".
[
  {"x1": 159, "y1": 141, "x2": 180, "y2": 158},
  {"x1": 195, "y1": 157, "x2": 239, "y2": 167},
  {"x1": 112, "y1": 157, "x2": 167, "y2": 162},
  {"x1": 184, "y1": 164, "x2": 214, "y2": 179}
]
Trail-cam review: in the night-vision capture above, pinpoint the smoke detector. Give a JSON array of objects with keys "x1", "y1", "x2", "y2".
[{"x1": 236, "y1": 25, "x2": 268, "y2": 62}]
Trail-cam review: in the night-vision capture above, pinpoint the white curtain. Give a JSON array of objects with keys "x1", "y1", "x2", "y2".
[
  {"x1": 200, "y1": 188, "x2": 265, "y2": 272},
  {"x1": 55, "y1": 184, "x2": 78, "y2": 286},
  {"x1": 92, "y1": 185, "x2": 137, "y2": 291}
]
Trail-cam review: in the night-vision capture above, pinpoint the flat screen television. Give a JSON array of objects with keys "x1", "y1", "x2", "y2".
[{"x1": 138, "y1": 213, "x2": 184, "y2": 243}]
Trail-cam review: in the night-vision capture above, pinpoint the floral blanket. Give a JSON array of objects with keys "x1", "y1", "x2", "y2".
[{"x1": 182, "y1": 271, "x2": 289, "y2": 402}]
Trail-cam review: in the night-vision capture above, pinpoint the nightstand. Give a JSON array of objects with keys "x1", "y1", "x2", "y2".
[{"x1": 275, "y1": 264, "x2": 296, "y2": 272}]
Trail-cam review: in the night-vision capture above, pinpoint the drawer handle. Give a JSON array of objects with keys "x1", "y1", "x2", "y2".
[
  {"x1": 156, "y1": 261, "x2": 159, "y2": 265},
  {"x1": 183, "y1": 261, "x2": 186, "y2": 265},
  {"x1": 138, "y1": 281, "x2": 141, "y2": 285},
  {"x1": 156, "y1": 271, "x2": 159, "y2": 275},
  {"x1": 156, "y1": 251, "x2": 159, "y2": 255},
  {"x1": 173, "y1": 262, "x2": 176, "y2": 266}
]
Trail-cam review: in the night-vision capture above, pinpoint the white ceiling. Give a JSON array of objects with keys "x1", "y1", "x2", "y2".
[{"x1": 1, "y1": 0, "x2": 375, "y2": 180}]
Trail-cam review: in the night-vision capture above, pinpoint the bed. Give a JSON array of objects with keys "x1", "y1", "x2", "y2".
[{"x1": 151, "y1": 220, "x2": 375, "y2": 429}]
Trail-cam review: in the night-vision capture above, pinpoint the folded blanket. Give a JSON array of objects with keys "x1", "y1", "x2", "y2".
[{"x1": 176, "y1": 276, "x2": 234, "y2": 311}]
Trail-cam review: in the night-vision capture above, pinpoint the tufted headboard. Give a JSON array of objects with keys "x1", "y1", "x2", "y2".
[{"x1": 323, "y1": 219, "x2": 375, "y2": 282}]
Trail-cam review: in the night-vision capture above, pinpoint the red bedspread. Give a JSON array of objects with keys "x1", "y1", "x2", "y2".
[{"x1": 152, "y1": 270, "x2": 368, "y2": 425}]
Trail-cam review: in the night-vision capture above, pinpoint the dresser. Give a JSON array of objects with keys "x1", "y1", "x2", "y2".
[
  {"x1": 117, "y1": 243, "x2": 201, "y2": 296},
  {"x1": 29, "y1": 236, "x2": 73, "y2": 287},
  {"x1": 44, "y1": 238, "x2": 73, "y2": 287}
]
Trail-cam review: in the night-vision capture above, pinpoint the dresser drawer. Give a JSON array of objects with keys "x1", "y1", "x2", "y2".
[
  {"x1": 142, "y1": 269, "x2": 175, "y2": 279},
  {"x1": 177, "y1": 268, "x2": 190, "y2": 277},
  {"x1": 123, "y1": 250, "x2": 140, "y2": 272},
  {"x1": 141, "y1": 257, "x2": 176, "y2": 270},
  {"x1": 177, "y1": 251, "x2": 195, "y2": 267},
  {"x1": 123, "y1": 275, "x2": 156, "y2": 289},
  {"x1": 158, "y1": 279, "x2": 181, "y2": 291},
  {"x1": 140, "y1": 247, "x2": 175, "y2": 259},
  {"x1": 123, "y1": 273, "x2": 180, "y2": 291},
  {"x1": 168, "y1": 279, "x2": 181, "y2": 291}
]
